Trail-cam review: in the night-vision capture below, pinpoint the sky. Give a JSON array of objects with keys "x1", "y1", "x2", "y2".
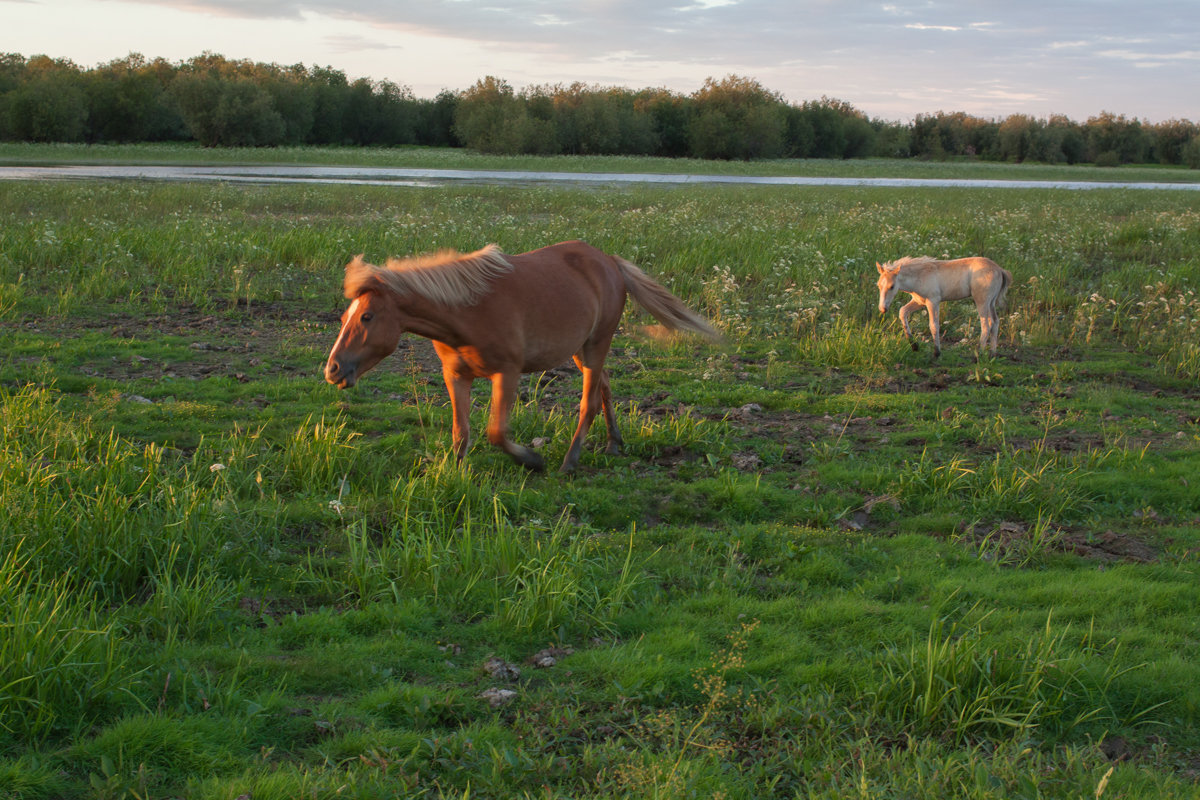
[{"x1": 2, "y1": 0, "x2": 1198, "y2": 123}]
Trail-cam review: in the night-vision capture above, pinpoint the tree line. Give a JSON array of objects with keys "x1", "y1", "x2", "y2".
[{"x1": 2, "y1": 52, "x2": 1198, "y2": 167}]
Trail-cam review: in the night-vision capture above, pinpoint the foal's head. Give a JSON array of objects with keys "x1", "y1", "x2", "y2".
[
  {"x1": 875, "y1": 261, "x2": 902, "y2": 314},
  {"x1": 324, "y1": 278, "x2": 404, "y2": 389}
]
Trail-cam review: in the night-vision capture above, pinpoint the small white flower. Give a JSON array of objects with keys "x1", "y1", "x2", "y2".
[{"x1": 210, "y1": 463, "x2": 226, "y2": 472}]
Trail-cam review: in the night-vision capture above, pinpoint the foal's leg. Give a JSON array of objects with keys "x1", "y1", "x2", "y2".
[
  {"x1": 487, "y1": 370, "x2": 545, "y2": 471},
  {"x1": 898, "y1": 299, "x2": 923, "y2": 351},
  {"x1": 977, "y1": 310, "x2": 996, "y2": 356},
  {"x1": 925, "y1": 299, "x2": 942, "y2": 358}
]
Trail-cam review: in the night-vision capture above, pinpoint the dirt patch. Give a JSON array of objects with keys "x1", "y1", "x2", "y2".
[
  {"x1": 4, "y1": 301, "x2": 450, "y2": 385},
  {"x1": 961, "y1": 520, "x2": 1160, "y2": 564}
]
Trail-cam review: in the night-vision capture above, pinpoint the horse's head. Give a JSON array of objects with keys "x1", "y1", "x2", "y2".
[
  {"x1": 876, "y1": 261, "x2": 900, "y2": 314},
  {"x1": 324, "y1": 284, "x2": 404, "y2": 390}
]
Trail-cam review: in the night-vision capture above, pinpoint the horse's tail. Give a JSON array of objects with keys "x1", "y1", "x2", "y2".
[
  {"x1": 996, "y1": 266, "x2": 1013, "y2": 311},
  {"x1": 614, "y1": 257, "x2": 723, "y2": 342}
]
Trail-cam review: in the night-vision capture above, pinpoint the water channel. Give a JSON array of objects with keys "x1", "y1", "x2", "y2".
[{"x1": 3, "y1": 163, "x2": 1200, "y2": 191}]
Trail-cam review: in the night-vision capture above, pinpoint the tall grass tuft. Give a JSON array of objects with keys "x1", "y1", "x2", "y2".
[
  {"x1": 0, "y1": 545, "x2": 137, "y2": 745},
  {"x1": 335, "y1": 499, "x2": 647, "y2": 636},
  {"x1": 869, "y1": 609, "x2": 1157, "y2": 745},
  {"x1": 0, "y1": 385, "x2": 252, "y2": 603}
]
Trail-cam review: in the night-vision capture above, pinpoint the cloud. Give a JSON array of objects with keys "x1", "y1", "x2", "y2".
[
  {"x1": 905, "y1": 23, "x2": 961, "y2": 32},
  {"x1": 26, "y1": 0, "x2": 1199, "y2": 121},
  {"x1": 1099, "y1": 48, "x2": 1200, "y2": 63},
  {"x1": 675, "y1": 0, "x2": 740, "y2": 11},
  {"x1": 323, "y1": 33, "x2": 404, "y2": 53}
]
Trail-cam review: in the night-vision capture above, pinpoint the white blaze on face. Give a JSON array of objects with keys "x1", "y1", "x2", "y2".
[{"x1": 330, "y1": 297, "x2": 361, "y2": 357}]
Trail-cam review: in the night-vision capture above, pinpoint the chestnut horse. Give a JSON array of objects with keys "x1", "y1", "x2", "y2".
[
  {"x1": 325, "y1": 240, "x2": 720, "y2": 472},
  {"x1": 876, "y1": 256, "x2": 1011, "y2": 357}
]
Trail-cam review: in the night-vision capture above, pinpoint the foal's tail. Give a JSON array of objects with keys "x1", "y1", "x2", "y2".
[
  {"x1": 614, "y1": 257, "x2": 723, "y2": 342},
  {"x1": 995, "y1": 266, "x2": 1013, "y2": 311}
]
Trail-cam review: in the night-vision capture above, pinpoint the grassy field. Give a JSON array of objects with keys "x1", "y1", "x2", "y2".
[{"x1": 1, "y1": 147, "x2": 1199, "y2": 798}]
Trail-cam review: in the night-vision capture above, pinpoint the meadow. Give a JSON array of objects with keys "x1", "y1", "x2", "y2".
[{"x1": 1, "y1": 149, "x2": 1199, "y2": 798}]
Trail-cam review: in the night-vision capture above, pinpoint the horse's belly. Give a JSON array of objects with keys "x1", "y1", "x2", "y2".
[{"x1": 521, "y1": 339, "x2": 586, "y2": 373}]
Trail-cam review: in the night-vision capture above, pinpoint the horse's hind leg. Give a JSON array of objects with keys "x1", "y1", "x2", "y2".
[
  {"x1": 978, "y1": 313, "x2": 995, "y2": 356},
  {"x1": 561, "y1": 361, "x2": 607, "y2": 473},
  {"x1": 599, "y1": 369, "x2": 623, "y2": 455},
  {"x1": 487, "y1": 370, "x2": 545, "y2": 471}
]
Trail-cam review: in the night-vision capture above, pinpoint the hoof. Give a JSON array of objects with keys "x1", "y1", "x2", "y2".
[
  {"x1": 910, "y1": 342, "x2": 920, "y2": 352},
  {"x1": 508, "y1": 446, "x2": 545, "y2": 472}
]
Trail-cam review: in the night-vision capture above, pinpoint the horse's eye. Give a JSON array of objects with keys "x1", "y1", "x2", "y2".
[{"x1": 360, "y1": 312, "x2": 374, "y2": 323}]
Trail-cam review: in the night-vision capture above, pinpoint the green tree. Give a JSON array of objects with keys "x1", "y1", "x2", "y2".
[
  {"x1": 85, "y1": 53, "x2": 185, "y2": 142},
  {"x1": 689, "y1": 75, "x2": 785, "y2": 160},
  {"x1": 1085, "y1": 112, "x2": 1149, "y2": 164},
  {"x1": 1149, "y1": 119, "x2": 1198, "y2": 165},
  {"x1": 1183, "y1": 135, "x2": 1200, "y2": 169},
  {"x1": 637, "y1": 88, "x2": 691, "y2": 157},
  {"x1": 998, "y1": 114, "x2": 1035, "y2": 162},
  {"x1": 454, "y1": 76, "x2": 532, "y2": 154},
  {"x1": 1049, "y1": 115, "x2": 1085, "y2": 164},
  {"x1": 6, "y1": 55, "x2": 88, "y2": 142},
  {"x1": 416, "y1": 90, "x2": 460, "y2": 147},
  {"x1": 308, "y1": 66, "x2": 349, "y2": 144},
  {"x1": 170, "y1": 72, "x2": 284, "y2": 147},
  {"x1": 871, "y1": 120, "x2": 911, "y2": 158}
]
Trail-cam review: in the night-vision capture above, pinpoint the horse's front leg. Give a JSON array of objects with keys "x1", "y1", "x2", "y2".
[
  {"x1": 441, "y1": 366, "x2": 473, "y2": 463},
  {"x1": 925, "y1": 299, "x2": 942, "y2": 358},
  {"x1": 488, "y1": 371, "x2": 545, "y2": 471},
  {"x1": 898, "y1": 299, "x2": 923, "y2": 351}
]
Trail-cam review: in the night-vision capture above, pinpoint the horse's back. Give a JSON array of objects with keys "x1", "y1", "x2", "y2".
[
  {"x1": 481, "y1": 241, "x2": 627, "y2": 370},
  {"x1": 945, "y1": 257, "x2": 1008, "y2": 306},
  {"x1": 504, "y1": 240, "x2": 624, "y2": 311}
]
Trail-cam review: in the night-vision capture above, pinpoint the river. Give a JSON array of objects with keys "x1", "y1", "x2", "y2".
[{"x1": 2, "y1": 163, "x2": 1199, "y2": 191}]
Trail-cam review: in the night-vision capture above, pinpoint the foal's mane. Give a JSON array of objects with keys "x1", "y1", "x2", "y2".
[
  {"x1": 344, "y1": 245, "x2": 513, "y2": 306},
  {"x1": 888, "y1": 255, "x2": 939, "y2": 272}
]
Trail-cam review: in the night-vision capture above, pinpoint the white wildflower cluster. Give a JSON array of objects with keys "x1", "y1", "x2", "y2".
[
  {"x1": 700, "y1": 255, "x2": 851, "y2": 339},
  {"x1": 1072, "y1": 279, "x2": 1200, "y2": 350},
  {"x1": 701, "y1": 264, "x2": 753, "y2": 336}
]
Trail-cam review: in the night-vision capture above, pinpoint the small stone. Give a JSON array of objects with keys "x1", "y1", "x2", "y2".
[
  {"x1": 483, "y1": 657, "x2": 521, "y2": 681},
  {"x1": 479, "y1": 687, "x2": 517, "y2": 708}
]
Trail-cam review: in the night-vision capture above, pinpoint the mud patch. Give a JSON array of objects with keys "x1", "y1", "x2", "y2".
[{"x1": 962, "y1": 520, "x2": 1159, "y2": 564}]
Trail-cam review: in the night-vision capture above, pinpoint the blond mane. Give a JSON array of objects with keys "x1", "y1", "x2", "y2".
[
  {"x1": 886, "y1": 255, "x2": 939, "y2": 272},
  {"x1": 344, "y1": 245, "x2": 513, "y2": 306}
]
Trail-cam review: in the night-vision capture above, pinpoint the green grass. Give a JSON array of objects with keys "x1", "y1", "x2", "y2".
[{"x1": 1, "y1": 154, "x2": 1199, "y2": 798}]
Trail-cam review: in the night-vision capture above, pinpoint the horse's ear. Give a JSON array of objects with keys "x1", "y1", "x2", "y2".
[
  {"x1": 347, "y1": 253, "x2": 366, "y2": 272},
  {"x1": 876, "y1": 261, "x2": 884, "y2": 274}
]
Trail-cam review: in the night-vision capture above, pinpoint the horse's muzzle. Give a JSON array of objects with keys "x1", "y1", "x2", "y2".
[{"x1": 324, "y1": 358, "x2": 357, "y2": 389}]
